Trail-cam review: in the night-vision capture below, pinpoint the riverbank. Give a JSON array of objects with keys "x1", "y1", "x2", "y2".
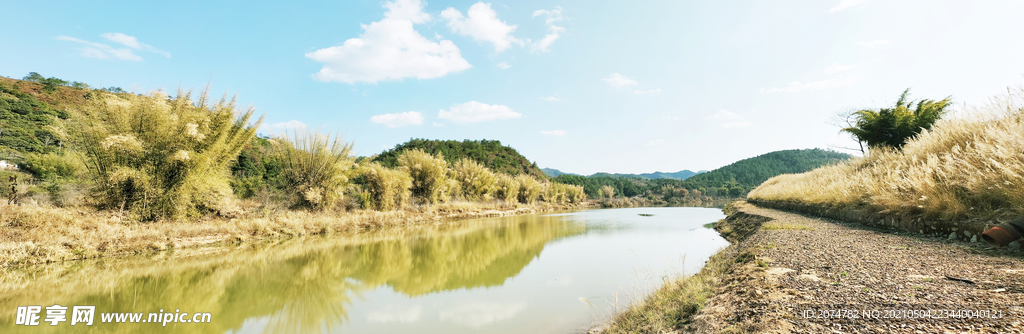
[
  {"x1": 598, "y1": 202, "x2": 768, "y2": 333},
  {"x1": 0, "y1": 200, "x2": 589, "y2": 267},
  {"x1": 604, "y1": 201, "x2": 1024, "y2": 333}
]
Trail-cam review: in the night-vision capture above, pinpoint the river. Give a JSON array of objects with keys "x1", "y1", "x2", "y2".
[{"x1": 1, "y1": 207, "x2": 728, "y2": 333}]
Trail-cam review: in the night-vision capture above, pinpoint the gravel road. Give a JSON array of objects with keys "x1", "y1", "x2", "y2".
[{"x1": 689, "y1": 202, "x2": 1024, "y2": 333}]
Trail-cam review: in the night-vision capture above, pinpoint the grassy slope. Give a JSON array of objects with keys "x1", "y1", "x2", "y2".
[
  {"x1": 749, "y1": 91, "x2": 1024, "y2": 221},
  {"x1": 0, "y1": 77, "x2": 81, "y2": 156}
]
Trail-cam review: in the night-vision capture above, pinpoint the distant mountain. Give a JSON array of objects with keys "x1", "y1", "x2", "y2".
[
  {"x1": 541, "y1": 168, "x2": 578, "y2": 178},
  {"x1": 542, "y1": 168, "x2": 704, "y2": 180},
  {"x1": 551, "y1": 148, "x2": 851, "y2": 199}
]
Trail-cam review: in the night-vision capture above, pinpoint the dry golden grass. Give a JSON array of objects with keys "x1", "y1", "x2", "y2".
[
  {"x1": 0, "y1": 200, "x2": 585, "y2": 267},
  {"x1": 749, "y1": 86, "x2": 1024, "y2": 221}
]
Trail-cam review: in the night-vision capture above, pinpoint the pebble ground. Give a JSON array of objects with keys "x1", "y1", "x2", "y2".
[{"x1": 689, "y1": 202, "x2": 1024, "y2": 334}]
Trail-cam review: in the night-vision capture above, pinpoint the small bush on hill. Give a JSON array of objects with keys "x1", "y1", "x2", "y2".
[{"x1": 841, "y1": 89, "x2": 952, "y2": 150}]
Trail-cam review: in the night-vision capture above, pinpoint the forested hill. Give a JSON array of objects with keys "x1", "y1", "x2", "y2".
[
  {"x1": 683, "y1": 148, "x2": 851, "y2": 190},
  {"x1": 550, "y1": 148, "x2": 851, "y2": 199},
  {"x1": 373, "y1": 139, "x2": 548, "y2": 180}
]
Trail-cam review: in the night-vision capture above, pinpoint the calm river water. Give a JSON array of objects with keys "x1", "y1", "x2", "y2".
[{"x1": 1, "y1": 207, "x2": 728, "y2": 333}]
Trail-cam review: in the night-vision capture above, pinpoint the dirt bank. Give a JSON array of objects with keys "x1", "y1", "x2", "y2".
[
  {"x1": 0, "y1": 201, "x2": 588, "y2": 267},
  {"x1": 688, "y1": 202, "x2": 1024, "y2": 333}
]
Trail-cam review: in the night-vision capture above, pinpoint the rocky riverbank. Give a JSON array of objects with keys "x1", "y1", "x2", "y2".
[{"x1": 688, "y1": 202, "x2": 1024, "y2": 333}]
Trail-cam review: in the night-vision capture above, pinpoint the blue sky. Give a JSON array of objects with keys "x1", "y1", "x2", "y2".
[{"x1": 3, "y1": 0, "x2": 1023, "y2": 174}]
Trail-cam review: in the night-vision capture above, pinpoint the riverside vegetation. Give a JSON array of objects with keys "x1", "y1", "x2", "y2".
[
  {"x1": 0, "y1": 74, "x2": 586, "y2": 266},
  {"x1": 749, "y1": 86, "x2": 1024, "y2": 223},
  {"x1": 604, "y1": 87, "x2": 1024, "y2": 333}
]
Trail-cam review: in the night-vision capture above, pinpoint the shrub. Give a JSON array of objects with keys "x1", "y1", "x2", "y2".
[
  {"x1": 495, "y1": 174, "x2": 520, "y2": 204},
  {"x1": 452, "y1": 158, "x2": 496, "y2": 201},
  {"x1": 67, "y1": 89, "x2": 261, "y2": 220},
  {"x1": 515, "y1": 174, "x2": 542, "y2": 204},
  {"x1": 565, "y1": 183, "x2": 587, "y2": 203},
  {"x1": 21, "y1": 153, "x2": 83, "y2": 181},
  {"x1": 601, "y1": 185, "x2": 615, "y2": 199},
  {"x1": 397, "y1": 149, "x2": 450, "y2": 204},
  {"x1": 544, "y1": 182, "x2": 584, "y2": 204},
  {"x1": 276, "y1": 130, "x2": 355, "y2": 210},
  {"x1": 444, "y1": 178, "x2": 463, "y2": 201},
  {"x1": 841, "y1": 89, "x2": 952, "y2": 150},
  {"x1": 361, "y1": 162, "x2": 412, "y2": 211}
]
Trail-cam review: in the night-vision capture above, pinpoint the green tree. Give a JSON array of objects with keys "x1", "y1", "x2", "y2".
[
  {"x1": 22, "y1": 72, "x2": 45, "y2": 82},
  {"x1": 841, "y1": 89, "x2": 951, "y2": 151}
]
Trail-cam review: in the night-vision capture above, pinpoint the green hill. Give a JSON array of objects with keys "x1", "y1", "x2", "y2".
[
  {"x1": 552, "y1": 148, "x2": 850, "y2": 199},
  {"x1": 373, "y1": 139, "x2": 547, "y2": 180},
  {"x1": 0, "y1": 78, "x2": 73, "y2": 156},
  {"x1": 682, "y1": 148, "x2": 851, "y2": 191}
]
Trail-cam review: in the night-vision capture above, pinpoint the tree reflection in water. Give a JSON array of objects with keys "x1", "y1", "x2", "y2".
[{"x1": 0, "y1": 213, "x2": 584, "y2": 333}]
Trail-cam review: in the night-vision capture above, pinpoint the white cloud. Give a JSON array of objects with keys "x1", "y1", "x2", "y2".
[
  {"x1": 825, "y1": 63, "x2": 858, "y2": 73},
  {"x1": 368, "y1": 305, "x2": 422, "y2": 324},
  {"x1": 496, "y1": 62, "x2": 511, "y2": 69},
  {"x1": 306, "y1": 0, "x2": 472, "y2": 84},
  {"x1": 370, "y1": 111, "x2": 424, "y2": 128},
  {"x1": 705, "y1": 109, "x2": 741, "y2": 121},
  {"x1": 531, "y1": 6, "x2": 564, "y2": 52},
  {"x1": 828, "y1": 0, "x2": 868, "y2": 13},
  {"x1": 856, "y1": 39, "x2": 889, "y2": 48},
  {"x1": 100, "y1": 33, "x2": 171, "y2": 57},
  {"x1": 541, "y1": 130, "x2": 566, "y2": 135},
  {"x1": 439, "y1": 302, "x2": 527, "y2": 328},
  {"x1": 56, "y1": 35, "x2": 141, "y2": 61},
  {"x1": 723, "y1": 121, "x2": 753, "y2": 128},
  {"x1": 634, "y1": 88, "x2": 663, "y2": 95},
  {"x1": 539, "y1": 96, "x2": 561, "y2": 101},
  {"x1": 432, "y1": 122, "x2": 445, "y2": 127},
  {"x1": 533, "y1": 7, "x2": 564, "y2": 25},
  {"x1": 259, "y1": 120, "x2": 309, "y2": 134},
  {"x1": 602, "y1": 73, "x2": 638, "y2": 88},
  {"x1": 705, "y1": 110, "x2": 753, "y2": 128},
  {"x1": 438, "y1": 101, "x2": 521, "y2": 123},
  {"x1": 644, "y1": 139, "x2": 666, "y2": 147},
  {"x1": 760, "y1": 76, "x2": 856, "y2": 93},
  {"x1": 441, "y1": 2, "x2": 523, "y2": 53},
  {"x1": 56, "y1": 33, "x2": 169, "y2": 61}
]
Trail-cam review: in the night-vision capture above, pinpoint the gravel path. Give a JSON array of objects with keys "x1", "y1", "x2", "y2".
[{"x1": 690, "y1": 202, "x2": 1024, "y2": 333}]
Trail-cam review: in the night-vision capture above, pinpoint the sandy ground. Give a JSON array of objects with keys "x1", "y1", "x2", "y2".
[{"x1": 689, "y1": 202, "x2": 1024, "y2": 333}]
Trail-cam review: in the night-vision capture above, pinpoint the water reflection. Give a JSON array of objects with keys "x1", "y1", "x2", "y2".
[{"x1": 0, "y1": 214, "x2": 585, "y2": 333}]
